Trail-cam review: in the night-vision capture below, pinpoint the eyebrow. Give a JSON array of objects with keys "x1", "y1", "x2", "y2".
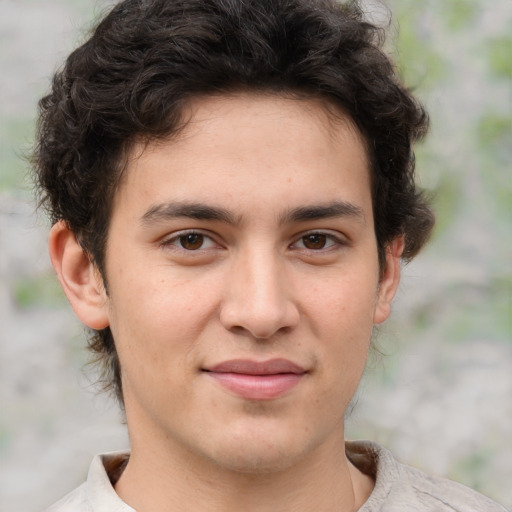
[
  {"x1": 141, "y1": 201, "x2": 239, "y2": 225},
  {"x1": 279, "y1": 201, "x2": 366, "y2": 225},
  {"x1": 140, "y1": 200, "x2": 365, "y2": 226}
]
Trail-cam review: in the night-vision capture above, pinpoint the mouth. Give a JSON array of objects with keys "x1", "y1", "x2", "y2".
[{"x1": 202, "y1": 358, "x2": 307, "y2": 400}]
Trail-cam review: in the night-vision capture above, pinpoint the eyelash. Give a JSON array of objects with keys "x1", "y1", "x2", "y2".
[
  {"x1": 160, "y1": 230, "x2": 346, "y2": 253},
  {"x1": 291, "y1": 231, "x2": 347, "y2": 252},
  {"x1": 160, "y1": 230, "x2": 219, "y2": 252}
]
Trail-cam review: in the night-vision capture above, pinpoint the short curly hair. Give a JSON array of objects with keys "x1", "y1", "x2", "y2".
[{"x1": 33, "y1": 0, "x2": 434, "y2": 404}]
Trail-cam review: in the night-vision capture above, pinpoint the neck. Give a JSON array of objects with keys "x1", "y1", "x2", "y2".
[{"x1": 114, "y1": 430, "x2": 373, "y2": 512}]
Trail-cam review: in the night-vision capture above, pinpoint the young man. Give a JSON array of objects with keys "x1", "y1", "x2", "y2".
[{"x1": 34, "y1": 0, "x2": 507, "y2": 510}]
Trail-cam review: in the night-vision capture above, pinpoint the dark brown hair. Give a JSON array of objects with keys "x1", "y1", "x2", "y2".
[{"x1": 33, "y1": 0, "x2": 434, "y2": 404}]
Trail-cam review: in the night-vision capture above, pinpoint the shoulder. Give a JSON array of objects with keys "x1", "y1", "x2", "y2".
[
  {"x1": 42, "y1": 452, "x2": 132, "y2": 512},
  {"x1": 395, "y1": 462, "x2": 508, "y2": 512},
  {"x1": 43, "y1": 483, "x2": 90, "y2": 512},
  {"x1": 347, "y1": 440, "x2": 509, "y2": 512}
]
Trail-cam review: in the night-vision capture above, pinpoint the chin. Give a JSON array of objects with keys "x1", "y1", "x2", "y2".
[
  {"x1": 203, "y1": 424, "x2": 313, "y2": 475},
  {"x1": 209, "y1": 447, "x2": 302, "y2": 475}
]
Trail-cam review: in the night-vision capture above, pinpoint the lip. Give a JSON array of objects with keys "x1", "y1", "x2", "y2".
[{"x1": 203, "y1": 358, "x2": 307, "y2": 400}]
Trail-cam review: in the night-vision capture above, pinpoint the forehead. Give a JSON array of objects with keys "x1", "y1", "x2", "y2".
[
  {"x1": 115, "y1": 93, "x2": 372, "y2": 223},
  {"x1": 159, "y1": 92, "x2": 366, "y2": 160}
]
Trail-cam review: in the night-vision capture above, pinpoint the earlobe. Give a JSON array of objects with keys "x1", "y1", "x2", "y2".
[
  {"x1": 49, "y1": 221, "x2": 110, "y2": 330},
  {"x1": 373, "y1": 236, "x2": 404, "y2": 325}
]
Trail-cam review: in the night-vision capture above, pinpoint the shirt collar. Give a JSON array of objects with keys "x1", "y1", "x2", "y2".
[{"x1": 87, "y1": 452, "x2": 134, "y2": 512}]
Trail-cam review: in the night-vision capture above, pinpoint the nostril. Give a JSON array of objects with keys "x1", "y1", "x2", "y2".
[{"x1": 220, "y1": 304, "x2": 299, "y2": 340}]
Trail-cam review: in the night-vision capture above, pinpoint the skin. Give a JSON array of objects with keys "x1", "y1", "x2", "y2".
[{"x1": 50, "y1": 93, "x2": 403, "y2": 512}]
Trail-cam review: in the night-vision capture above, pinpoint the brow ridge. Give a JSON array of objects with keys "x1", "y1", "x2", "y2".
[
  {"x1": 279, "y1": 201, "x2": 366, "y2": 224},
  {"x1": 140, "y1": 200, "x2": 365, "y2": 226},
  {"x1": 141, "y1": 201, "x2": 238, "y2": 225}
]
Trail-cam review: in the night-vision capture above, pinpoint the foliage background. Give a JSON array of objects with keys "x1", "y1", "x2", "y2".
[{"x1": 0, "y1": 0, "x2": 510, "y2": 510}]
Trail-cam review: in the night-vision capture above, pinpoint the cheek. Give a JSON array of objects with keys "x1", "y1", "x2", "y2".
[
  {"x1": 106, "y1": 268, "x2": 221, "y2": 373},
  {"x1": 106, "y1": 276, "x2": 216, "y2": 417},
  {"x1": 308, "y1": 267, "x2": 379, "y2": 329},
  {"x1": 307, "y1": 271, "x2": 377, "y2": 385}
]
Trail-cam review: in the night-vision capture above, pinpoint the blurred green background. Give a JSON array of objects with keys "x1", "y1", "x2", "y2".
[{"x1": 0, "y1": 0, "x2": 510, "y2": 510}]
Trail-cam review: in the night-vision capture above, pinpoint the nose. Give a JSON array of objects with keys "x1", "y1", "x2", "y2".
[{"x1": 219, "y1": 248, "x2": 300, "y2": 339}]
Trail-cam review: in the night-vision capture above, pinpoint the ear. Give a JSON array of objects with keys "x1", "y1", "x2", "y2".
[
  {"x1": 49, "y1": 221, "x2": 110, "y2": 330},
  {"x1": 373, "y1": 236, "x2": 404, "y2": 325}
]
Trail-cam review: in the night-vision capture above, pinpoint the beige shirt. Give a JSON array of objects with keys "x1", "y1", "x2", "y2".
[{"x1": 45, "y1": 440, "x2": 508, "y2": 511}]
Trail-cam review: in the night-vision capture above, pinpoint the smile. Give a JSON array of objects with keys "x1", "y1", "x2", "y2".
[{"x1": 203, "y1": 359, "x2": 307, "y2": 400}]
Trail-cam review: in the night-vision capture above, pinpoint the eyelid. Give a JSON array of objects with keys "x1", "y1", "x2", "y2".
[
  {"x1": 290, "y1": 230, "x2": 348, "y2": 250},
  {"x1": 160, "y1": 229, "x2": 221, "y2": 250},
  {"x1": 158, "y1": 228, "x2": 348, "y2": 252}
]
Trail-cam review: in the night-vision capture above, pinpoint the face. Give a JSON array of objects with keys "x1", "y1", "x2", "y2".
[{"x1": 98, "y1": 93, "x2": 400, "y2": 472}]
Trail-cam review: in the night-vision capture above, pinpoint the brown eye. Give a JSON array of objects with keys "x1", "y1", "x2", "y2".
[
  {"x1": 302, "y1": 233, "x2": 327, "y2": 250},
  {"x1": 179, "y1": 233, "x2": 204, "y2": 250}
]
